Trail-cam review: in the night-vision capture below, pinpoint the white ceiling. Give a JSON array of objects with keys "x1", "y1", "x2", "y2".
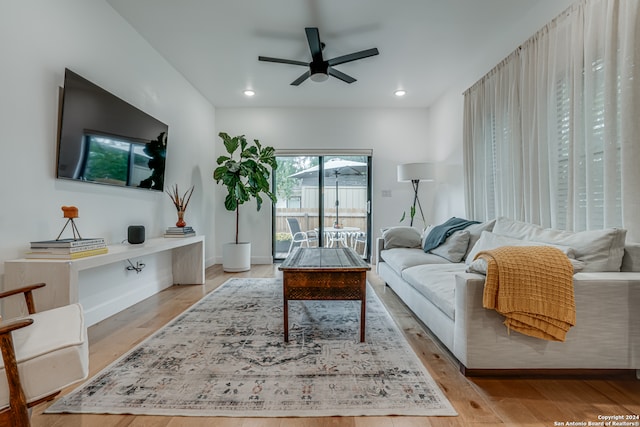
[{"x1": 107, "y1": 0, "x2": 562, "y2": 108}]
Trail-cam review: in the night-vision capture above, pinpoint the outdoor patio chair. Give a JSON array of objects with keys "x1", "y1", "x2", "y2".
[
  {"x1": 286, "y1": 217, "x2": 318, "y2": 255},
  {"x1": 0, "y1": 283, "x2": 89, "y2": 427},
  {"x1": 352, "y1": 231, "x2": 367, "y2": 257},
  {"x1": 326, "y1": 230, "x2": 349, "y2": 248}
]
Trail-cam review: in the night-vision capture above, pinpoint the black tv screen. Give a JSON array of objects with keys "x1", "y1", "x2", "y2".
[{"x1": 56, "y1": 69, "x2": 168, "y2": 191}]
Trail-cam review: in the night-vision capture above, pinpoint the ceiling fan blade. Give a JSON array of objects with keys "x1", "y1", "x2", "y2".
[
  {"x1": 305, "y1": 27, "x2": 324, "y2": 62},
  {"x1": 327, "y1": 48, "x2": 379, "y2": 66},
  {"x1": 258, "y1": 56, "x2": 308, "y2": 67},
  {"x1": 328, "y1": 68, "x2": 356, "y2": 84},
  {"x1": 291, "y1": 70, "x2": 311, "y2": 86}
]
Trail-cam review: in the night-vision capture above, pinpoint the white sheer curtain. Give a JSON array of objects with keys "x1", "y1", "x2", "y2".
[{"x1": 463, "y1": 0, "x2": 640, "y2": 241}]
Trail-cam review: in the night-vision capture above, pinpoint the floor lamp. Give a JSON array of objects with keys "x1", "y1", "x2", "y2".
[{"x1": 397, "y1": 162, "x2": 435, "y2": 227}]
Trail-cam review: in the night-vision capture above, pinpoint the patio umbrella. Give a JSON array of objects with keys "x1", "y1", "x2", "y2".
[{"x1": 289, "y1": 158, "x2": 367, "y2": 225}]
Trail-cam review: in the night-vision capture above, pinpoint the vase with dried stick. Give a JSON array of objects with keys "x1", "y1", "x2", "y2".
[{"x1": 166, "y1": 184, "x2": 194, "y2": 227}]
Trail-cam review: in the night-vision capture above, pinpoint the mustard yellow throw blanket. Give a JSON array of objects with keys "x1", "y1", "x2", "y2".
[{"x1": 476, "y1": 246, "x2": 576, "y2": 342}]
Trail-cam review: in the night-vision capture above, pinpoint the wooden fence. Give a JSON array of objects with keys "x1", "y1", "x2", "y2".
[{"x1": 275, "y1": 208, "x2": 367, "y2": 235}]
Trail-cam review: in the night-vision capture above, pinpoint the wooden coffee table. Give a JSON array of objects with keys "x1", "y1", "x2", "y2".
[{"x1": 279, "y1": 247, "x2": 371, "y2": 342}]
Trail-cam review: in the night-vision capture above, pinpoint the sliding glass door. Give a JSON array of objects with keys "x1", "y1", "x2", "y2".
[{"x1": 273, "y1": 154, "x2": 371, "y2": 261}]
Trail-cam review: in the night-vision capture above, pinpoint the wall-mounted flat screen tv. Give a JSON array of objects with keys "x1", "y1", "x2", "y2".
[{"x1": 57, "y1": 68, "x2": 168, "y2": 191}]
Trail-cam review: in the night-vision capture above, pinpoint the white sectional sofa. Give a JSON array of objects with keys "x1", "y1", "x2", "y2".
[{"x1": 376, "y1": 217, "x2": 640, "y2": 375}]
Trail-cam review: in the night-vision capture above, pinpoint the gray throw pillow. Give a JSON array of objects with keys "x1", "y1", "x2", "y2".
[
  {"x1": 382, "y1": 226, "x2": 422, "y2": 249},
  {"x1": 430, "y1": 230, "x2": 470, "y2": 263}
]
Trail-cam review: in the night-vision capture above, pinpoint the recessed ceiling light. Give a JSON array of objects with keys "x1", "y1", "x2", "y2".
[
  {"x1": 394, "y1": 90, "x2": 406, "y2": 97},
  {"x1": 243, "y1": 89, "x2": 255, "y2": 97}
]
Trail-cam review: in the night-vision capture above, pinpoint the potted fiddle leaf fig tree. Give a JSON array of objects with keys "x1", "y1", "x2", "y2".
[{"x1": 214, "y1": 132, "x2": 277, "y2": 272}]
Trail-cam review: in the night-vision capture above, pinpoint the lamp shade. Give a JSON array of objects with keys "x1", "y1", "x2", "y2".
[{"x1": 397, "y1": 162, "x2": 435, "y2": 182}]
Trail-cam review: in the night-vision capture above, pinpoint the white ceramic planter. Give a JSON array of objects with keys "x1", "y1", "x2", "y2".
[{"x1": 222, "y1": 242, "x2": 251, "y2": 272}]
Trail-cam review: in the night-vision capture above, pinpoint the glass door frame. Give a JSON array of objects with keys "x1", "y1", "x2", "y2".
[{"x1": 272, "y1": 152, "x2": 372, "y2": 262}]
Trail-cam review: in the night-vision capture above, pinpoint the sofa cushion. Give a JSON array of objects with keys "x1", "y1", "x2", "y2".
[
  {"x1": 380, "y1": 248, "x2": 451, "y2": 276},
  {"x1": 430, "y1": 230, "x2": 470, "y2": 262},
  {"x1": 492, "y1": 217, "x2": 627, "y2": 272},
  {"x1": 382, "y1": 226, "x2": 422, "y2": 249},
  {"x1": 401, "y1": 264, "x2": 468, "y2": 320}
]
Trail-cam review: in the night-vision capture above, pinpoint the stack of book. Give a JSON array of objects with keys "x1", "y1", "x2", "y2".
[
  {"x1": 26, "y1": 238, "x2": 108, "y2": 259},
  {"x1": 164, "y1": 226, "x2": 196, "y2": 238}
]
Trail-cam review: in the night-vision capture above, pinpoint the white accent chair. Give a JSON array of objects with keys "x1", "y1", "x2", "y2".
[
  {"x1": 286, "y1": 218, "x2": 318, "y2": 255},
  {"x1": 0, "y1": 283, "x2": 89, "y2": 426}
]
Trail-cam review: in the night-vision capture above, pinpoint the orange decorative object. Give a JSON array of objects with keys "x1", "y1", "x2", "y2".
[
  {"x1": 62, "y1": 206, "x2": 79, "y2": 219},
  {"x1": 56, "y1": 206, "x2": 82, "y2": 240},
  {"x1": 176, "y1": 210, "x2": 187, "y2": 228}
]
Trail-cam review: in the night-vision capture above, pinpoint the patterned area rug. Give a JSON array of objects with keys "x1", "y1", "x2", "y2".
[{"x1": 47, "y1": 278, "x2": 457, "y2": 417}]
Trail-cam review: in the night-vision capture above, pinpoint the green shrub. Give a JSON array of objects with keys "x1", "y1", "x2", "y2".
[{"x1": 276, "y1": 232, "x2": 292, "y2": 242}]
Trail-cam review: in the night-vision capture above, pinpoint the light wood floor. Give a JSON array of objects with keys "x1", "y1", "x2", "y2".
[{"x1": 32, "y1": 264, "x2": 640, "y2": 427}]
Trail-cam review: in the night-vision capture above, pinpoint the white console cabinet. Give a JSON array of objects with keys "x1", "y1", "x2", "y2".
[{"x1": 3, "y1": 235, "x2": 204, "y2": 325}]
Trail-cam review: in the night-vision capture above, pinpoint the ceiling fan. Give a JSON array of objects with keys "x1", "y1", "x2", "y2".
[{"x1": 258, "y1": 27, "x2": 379, "y2": 86}]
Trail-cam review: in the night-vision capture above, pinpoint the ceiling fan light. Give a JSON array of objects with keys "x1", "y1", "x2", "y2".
[{"x1": 310, "y1": 73, "x2": 329, "y2": 82}]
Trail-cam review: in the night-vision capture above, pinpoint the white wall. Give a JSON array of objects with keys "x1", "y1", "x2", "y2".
[
  {"x1": 215, "y1": 107, "x2": 448, "y2": 263},
  {"x1": 0, "y1": 0, "x2": 217, "y2": 315}
]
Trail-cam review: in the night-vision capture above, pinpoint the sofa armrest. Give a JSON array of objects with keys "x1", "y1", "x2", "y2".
[
  {"x1": 453, "y1": 272, "x2": 487, "y2": 334},
  {"x1": 622, "y1": 243, "x2": 640, "y2": 272},
  {"x1": 453, "y1": 272, "x2": 487, "y2": 317},
  {"x1": 453, "y1": 271, "x2": 640, "y2": 311},
  {"x1": 375, "y1": 237, "x2": 385, "y2": 271},
  {"x1": 452, "y1": 270, "x2": 640, "y2": 370}
]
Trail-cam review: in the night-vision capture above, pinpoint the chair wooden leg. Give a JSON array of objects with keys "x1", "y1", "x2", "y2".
[
  {"x1": 0, "y1": 333, "x2": 30, "y2": 427},
  {"x1": 24, "y1": 290, "x2": 37, "y2": 315}
]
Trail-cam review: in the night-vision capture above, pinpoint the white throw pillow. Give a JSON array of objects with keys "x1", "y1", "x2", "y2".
[
  {"x1": 467, "y1": 256, "x2": 586, "y2": 275},
  {"x1": 492, "y1": 217, "x2": 627, "y2": 272},
  {"x1": 462, "y1": 219, "x2": 496, "y2": 261},
  {"x1": 465, "y1": 231, "x2": 577, "y2": 266},
  {"x1": 430, "y1": 230, "x2": 470, "y2": 263},
  {"x1": 466, "y1": 258, "x2": 489, "y2": 274},
  {"x1": 382, "y1": 226, "x2": 422, "y2": 249},
  {"x1": 421, "y1": 225, "x2": 434, "y2": 249}
]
